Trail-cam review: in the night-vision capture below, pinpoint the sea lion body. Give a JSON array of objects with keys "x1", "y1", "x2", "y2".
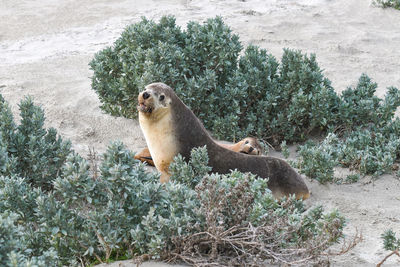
[
  {"x1": 138, "y1": 83, "x2": 309, "y2": 199},
  {"x1": 138, "y1": 94, "x2": 178, "y2": 183},
  {"x1": 135, "y1": 137, "x2": 262, "y2": 166}
]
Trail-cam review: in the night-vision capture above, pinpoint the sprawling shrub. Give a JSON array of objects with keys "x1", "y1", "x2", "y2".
[
  {"x1": 90, "y1": 16, "x2": 241, "y2": 120},
  {"x1": 0, "y1": 93, "x2": 357, "y2": 265},
  {"x1": 131, "y1": 148, "x2": 350, "y2": 266},
  {"x1": 169, "y1": 145, "x2": 211, "y2": 188},
  {"x1": 294, "y1": 75, "x2": 400, "y2": 182},
  {"x1": 0, "y1": 181, "x2": 60, "y2": 266},
  {"x1": 336, "y1": 74, "x2": 400, "y2": 131},
  {"x1": 90, "y1": 16, "x2": 340, "y2": 144},
  {"x1": 90, "y1": 16, "x2": 400, "y2": 184}
]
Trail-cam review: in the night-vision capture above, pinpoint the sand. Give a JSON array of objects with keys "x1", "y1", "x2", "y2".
[{"x1": 1, "y1": 0, "x2": 400, "y2": 266}]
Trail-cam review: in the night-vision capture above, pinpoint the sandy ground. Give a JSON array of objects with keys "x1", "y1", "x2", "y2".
[{"x1": 1, "y1": 0, "x2": 400, "y2": 266}]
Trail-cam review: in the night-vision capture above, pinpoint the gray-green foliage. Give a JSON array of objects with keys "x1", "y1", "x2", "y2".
[
  {"x1": 0, "y1": 147, "x2": 346, "y2": 265},
  {"x1": 374, "y1": 0, "x2": 400, "y2": 10},
  {"x1": 0, "y1": 99, "x2": 347, "y2": 265},
  {"x1": 90, "y1": 15, "x2": 400, "y2": 183},
  {"x1": 0, "y1": 179, "x2": 59, "y2": 267},
  {"x1": 382, "y1": 229, "x2": 400, "y2": 251},
  {"x1": 169, "y1": 145, "x2": 212, "y2": 188},
  {"x1": 295, "y1": 128, "x2": 400, "y2": 182},
  {"x1": 0, "y1": 95, "x2": 71, "y2": 190},
  {"x1": 294, "y1": 134, "x2": 339, "y2": 184},
  {"x1": 166, "y1": 151, "x2": 346, "y2": 265},
  {"x1": 90, "y1": 16, "x2": 339, "y2": 144},
  {"x1": 294, "y1": 75, "x2": 400, "y2": 182}
]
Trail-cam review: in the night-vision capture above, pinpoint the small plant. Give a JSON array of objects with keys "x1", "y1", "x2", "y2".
[
  {"x1": 280, "y1": 140, "x2": 290, "y2": 158},
  {"x1": 377, "y1": 229, "x2": 400, "y2": 266},
  {"x1": 374, "y1": 0, "x2": 400, "y2": 10},
  {"x1": 294, "y1": 134, "x2": 339, "y2": 184},
  {"x1": 344, "y1": 174, "x2": 361, "y2": 184},
  {"x1": 169, "y1": 145, "x2": 211, "y2": 188}
]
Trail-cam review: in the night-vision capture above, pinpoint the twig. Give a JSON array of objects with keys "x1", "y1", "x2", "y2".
[
  {"x1": 324, "y1": 228, "x2": 363, "y2": 256},
  {"x1": 377, "y1": 249, "x2": 400, "y2": 267},
  {"x1": 87, "y1": 146, "x2": 99, "y2": 180}
]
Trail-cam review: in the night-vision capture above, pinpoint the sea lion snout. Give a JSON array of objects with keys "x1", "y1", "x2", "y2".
[
  {"x1": 239, "y1": 137, "x2": 263, "y2": 155},
  {"x1": 137, "y1": 90, "x2": 154, "y2": 114},
  {"x1": 142, "y1": 91, "x2": 150, "y2": 99}
]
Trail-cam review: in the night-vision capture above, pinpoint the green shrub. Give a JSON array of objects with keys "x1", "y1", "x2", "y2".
[
  {"x1": 374, "y1": 0, "x2": 400, "y2": 10},
  {"x1": 382, "y1": 229, "x2": 400, "y2": 251},
  {"x1": 0, "y1": 186, "x2": 60, "y2": 266},
  {"x1": 163, "y1": 150, "x2": 347, "y2": 266},
  {"x1": 294, "y1": 75, "x2": 400, "y2": 182},
  {"x1": 0, "y1": 212, "x2": 22, "y2": 265},
  {"x1": 0, "y1": 95, "x2": 71, "y2": 190},
  {"x1": 90, "y1": 16, "x2": 339, "y2": 144},
  {"x1": 90, "y1": 16, "x2": 400, "y2": 183},
  {"x1": 336, "y1": 74, "x2": 400, "y2": 131},
  {"x1": 295, "y1": 128, "x2": 400, "y2": 182},
  {"x1": 0, "y1": 89, "x2": 355, "y2": 264},
  {"x1": 169, "y1": 145, "x2": 211, "y2": 188},
  {"x1": 294, "y1": 134, "x2": 339, "y2": 184}
]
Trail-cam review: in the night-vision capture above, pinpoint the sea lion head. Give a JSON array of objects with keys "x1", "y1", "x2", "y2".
[
  {"x1": 137, "y1": 83, "x2": 174, "y2": 119},
  {"x1": 238, "y1": 137, "x2": 263, "y2": 155}
]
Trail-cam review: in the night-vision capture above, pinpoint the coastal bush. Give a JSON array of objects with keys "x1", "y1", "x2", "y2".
[
  {"x1": 90, "y1": 16, "x2": 338, "y2": 144},
  {"x1": 0, "y1": 141, "x2": 351, "y2": 266},
  {"x1": 0, "y1": 96, "x2": 353, "y2": 265},
  {"x1": 294, "y1": 75, "x2": 400, "y2": 182},
  {"x1": 138, "y1": 147, "x2": 351, "y2": 266},
  {"x1": 0, "y1": 95, "x2": 71, "y2": 190},
  {"x1": 91, "y1": 15, "x2": 400, "y2": 183}
]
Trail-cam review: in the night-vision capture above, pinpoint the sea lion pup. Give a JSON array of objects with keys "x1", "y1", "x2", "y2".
[
  {"x1": 134, "y1": 137, "x2": 263, "y2": 166},
  {"x1": 137, "y1": 83, "x2": 309, "y2": 200},
  {"x1": 219, "y1": 137, "x2": 263, "y2": 155}
]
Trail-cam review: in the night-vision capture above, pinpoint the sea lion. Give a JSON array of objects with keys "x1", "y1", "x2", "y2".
[
  {"x1": 137, "y1": 82, "x2": 309, "y2": 200},
  {"x1": 134, "y1": 137, "x2": 263, "y2": 166},
  {"x1": 219, "y1": 137, "x2": 263, "y2": 155}
]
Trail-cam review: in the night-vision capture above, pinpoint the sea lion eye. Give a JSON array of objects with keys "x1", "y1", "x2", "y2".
[{"x1": 159, "y1": 95, "x2": 165, "y2": 101}]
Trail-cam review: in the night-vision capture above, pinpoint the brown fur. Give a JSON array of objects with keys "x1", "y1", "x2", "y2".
[
  {"x1": 137, "y1": 83, "x2": 310, "y2": 200},
  {"x1": 134, "y1": 147, "x2": 155, "y2": 166},
  {"x1": 219, "y1": 137, "x2": 263, "y2": 155},
  {"x1": 135, "y1": 137, "x2": 262, "y2": 166}
]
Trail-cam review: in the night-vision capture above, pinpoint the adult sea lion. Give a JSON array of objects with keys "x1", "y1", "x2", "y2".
[
  {"x1": 134, "y1": 137, "x2": 263, "y2": 166},
  {"x1": 137, "y1": 83, "x2": 309, "y2": 200}
]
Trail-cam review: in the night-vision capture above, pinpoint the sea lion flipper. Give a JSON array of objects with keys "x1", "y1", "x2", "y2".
[{"x1": 134, "y1": 147, "x2": 155, "y2": 166}]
